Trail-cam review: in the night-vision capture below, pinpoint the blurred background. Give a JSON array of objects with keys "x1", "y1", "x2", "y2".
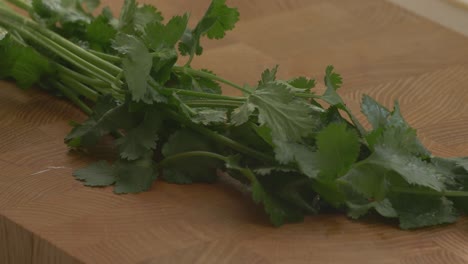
[{"x1": 390, "y1": 0, "x2": 468, "y2": 36}]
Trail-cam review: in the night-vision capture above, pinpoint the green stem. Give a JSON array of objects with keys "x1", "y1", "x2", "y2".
[
  {"x1": 0, "y1": 7, "x2": 122, "y2": 77},
  {"x1": 165, "y1": 109, "x2": 276, "y2": 163},
  {"x1": 173, "y1": 66, "x2": 251, "y2": 94},
  {"x1": 294, "y1": 92, "x2": 320, "y2": 99},
  {"x1": 160, "y1": 87, "x2": 246, "y2": 101},
  {"x1": 88, "y1": 49, "x2": 122, "y2": 64},
  {"x1": 184, "y1": 99, "x2": 242, "y2": 108},
  {"x1": 49, "y1": 81, "x2": 92, "y2": 115},
  {"x1": 0, "y1": 16, "x2": 121, "y2": 86},
  {"x1": 5, "y1": 0, "x2": 31, "y2": 12},
  {"x1": 57, "y1": 64, "x2": 110, "y2": 90},
  {"x1": 158, "y1": 151, "x2": 228, "y2": 168},
  {"x1": 392, "y1": 187, "x2": 468, "y2": 197},
  {"x1": 59, "y1": 74, "x2": 99, "y2": 102}
]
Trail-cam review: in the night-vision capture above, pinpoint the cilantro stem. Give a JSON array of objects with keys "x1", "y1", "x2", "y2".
[
  {"x1": 160, "y1": 87, "x2": 246, "y2": 101},
  {"x1": 165, "y1": 109, "x2": 276, "y2": 163},
  {"x1": 0, "y1": 16, "x2": 121, "y2": 86},
  {"x1": 87, "y1": 49, "x2": 122, "y2": 64},
  {"x1": 5, "y1": 0, "x2": 31, "y2": 12},
  {"x1": 0, "y1": 7, "x2": 123, "y2": 77},
  {"x1": 59, "y1": 75, "x2": 99, "y2": 102},
  {"x1": 50, "y1": 81, "x2": 92, "y2": 115},
  {"x1": 173, "y1": 66, "x2": 251, "y2": 94},
  {"x1": 392, "y1": 187, "x2": 468, "y2": 197},
  {"x1": 184, "y1": 99, "x2": 242, "y2": 108},
  {"x1": 57, "y1": 64, "x2": 110, "y2": 89},
  {"x1": 294, "y1": 92, "x2": 320, "y2": 99},
  {"x1": 158, "y1": 151, "x2": 228, "y2": 168}
]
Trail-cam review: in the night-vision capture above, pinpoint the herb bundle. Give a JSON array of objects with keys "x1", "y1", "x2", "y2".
[{"x1": 1, "y1": 0, "x2": 468, "y2": 229}]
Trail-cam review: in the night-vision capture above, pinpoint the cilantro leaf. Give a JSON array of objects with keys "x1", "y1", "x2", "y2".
[
  {"x1": 144, "y1": 14, "x2": 188, "y2": 51},
  {"x1": 178, "y1": 0, "x2": 239, "y2": 58},
  {"x1": 133, "y1": 5, "x2": 163, "y2": 33},
  {"x1": 86, "y1": 14, "x2": 117, "y2": 52},
  {"x1": 114, "y1": 153, "x2": 157, "y2": 194},
  {"x1": 321, "y1": 65, "x2": 344, "y2": 105},
  {"x1": 317, "y1": 123, "x2": 360, "y2": 179},
  {"x1": 113, "y1": 34, "x2": 165, "y2": 103},
  {"x1": 225, "y1": 161, "x2": 304, "y2": 226},
  {"x1": 73, "y1": 160, "x2": 115, "y2": 187},
  {"x1": 192, "y1": 108, "x2": 227, "y2": 125},
  {"x1": 287, "y1": 76, "x2": 316, "y2": 91},
  {"x1": 233, "y1": 84, "x2": 315, "y2": 144},
  {"x1": 390, "y1": 194, "x2": 458, "y2": 229},
  {"x1": 311, "y1": 123, "x2": 360, "y2": 207},
  {"x1": 173, "y1": 69, "x2": 222, "y2": 94},
  {"x1": 366, "y1": 146, "x2": 444, "y2": 191},
  {"x1": 118, "y1": 0, "x2": 163, "y2": 34},
  {"x1": 320, "y1": 66, "x2": 366, "y2": 135},
  {"x1": 273, "y1": 141, "x2": 319, "y2": 178},
  {"x1": 32, "y1": 0, "x2": 92, "y2": 25},
  {"x1": 361, "y1": 95, "x2": 390, "y2": 130},
  {"x1": 258, "y1": 65, "x2": 278, "y2": 86},
  {"x1": 65, "y1": 96, "x2": 134, "y2": 147},
  {"x1": 82, "y1": 0, "x2": 100, "y2": 13},
  {"x1": 116, "y1": 108, "x2": 163, "y2": 160},
  {"x1": 230, "y1": 102, "x2": 254, "y2": 125},
  {"x1": 251, "y1": 177, "x2": 304, "y2": 226},
  {"x1": 161, "y1": 129, "x2": 221, "y2": 183},
  {"x1": 203, "y1": 0, "x2": 239, "y2": 39},
  {"x1": 0, "y1": 34, "x2": 54, "y2": 88},
  {"x1": 340, "y1": 164, "x2": 387, "y2": 201}
]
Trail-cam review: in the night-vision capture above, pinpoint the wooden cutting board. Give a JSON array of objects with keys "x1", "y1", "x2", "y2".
[{"x1": 2, "y1": 0, "x2": 468, "y2": 263}]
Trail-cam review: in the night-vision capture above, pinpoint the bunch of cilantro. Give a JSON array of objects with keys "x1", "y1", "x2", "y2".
[{"x1": 1, "y1": 0, "x2": 468, "y2": 229}]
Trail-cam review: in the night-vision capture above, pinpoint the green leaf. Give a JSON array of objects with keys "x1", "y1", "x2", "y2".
[
  {"x1": 324, "y1": 65, "x2": 343, "y2": 90},
  {"x1": 161, "y1": 129, "x2": 220, "y2": 183},
  {"x1": 234, "y1": 84, "x2": 315, "y2": 142},
  {"x1": 118, "y1": 0, "x2": 137, "y2": 31},
  {"x1": 144, "y1": 14, "x2": 188, "y2": 50},
  {"x1": 273, "y1": 141, "x2": 319, "y2": 178},
  {"x1": 202, "y1": 0, "x2": 240, "y2": 39},
  {"x1": 73, "y1": 161, "x2": 115, "y2": 187},
  {"x1": 287, "y1": 76, "x2": 316, "y2": 91},
  {"x1": 32, "y1": 0, "x2": 92, "y2": 25},
  {"x1": 0, "y1": 35, "x2": 54, "y2": 88},
  {"x1": 361, "y1": 95, "x2": 390, "y2": 130},
  {"x1": 366, "y1": 146, "x2": 444, "y2": 191},
  {"x1": 258, "y1": 65, "x2": 278, "y2": 86},
  {"x1": 151, "y1": 48, "x2": 178, "y2": 85},
  {"x1": 374, "y1": 199, "x2": 398, "y2": 218},
  {"x1": 251, "y1": 178, "x2": 304, "y2": 226},
  {"x1": 192, "y1": 108, "x2": 227, "y2": 125},
  {"x1": 316, "y1": 123, "x2": 360, "y2": 179},
  {"x1": 116, "y1": 108, "x2": 163, "y2": 160},
  {"x1": 230, "y1": 102, "x2": 254, "y2": 125},
  {"x1": 65, "y1": 96, "x2": 134, "y2": 147},
  {"x1": 340, "y1": 164, "x2": 387, "y2": 200},
  {"x1": 174, "y1": 69, "x2": 222, "y2": 94},
  {"x1": 113, "y1": 34, "x2": 164, "y2": 103},
  {"x1": 82, "y1": 0, "x2": 100, "y2": 12},
  {"x1": 86, "y1": 14, "x2": 117, "y2": 52},
  {"x1": 114, "y1": 153, "x2": 157, "y2": 194},
  {"x1": 118, "y1": 0, "x2": 163, "y2": 34},
  {"x1": 133, "y1": 5, "x2": 163, "y2": 33},
  {"x1": 178, "y1": 0, "x2": 239, "y2": 58},
  {"x1": 194, "y1": 69, "x2": 222, "y2": 94},
  {"x1": 390, "y1": 194, "x2": 458, "y2": 229}
]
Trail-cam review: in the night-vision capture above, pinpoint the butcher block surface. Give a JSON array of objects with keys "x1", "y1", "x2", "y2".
[{"x1": 2, "y1": 0, "x2": 468, "y2": 263}]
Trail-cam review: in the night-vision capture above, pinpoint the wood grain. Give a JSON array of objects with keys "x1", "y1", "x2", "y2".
[{"x1": 2, "y1": 0, "x2": 468, "y2": 263}]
